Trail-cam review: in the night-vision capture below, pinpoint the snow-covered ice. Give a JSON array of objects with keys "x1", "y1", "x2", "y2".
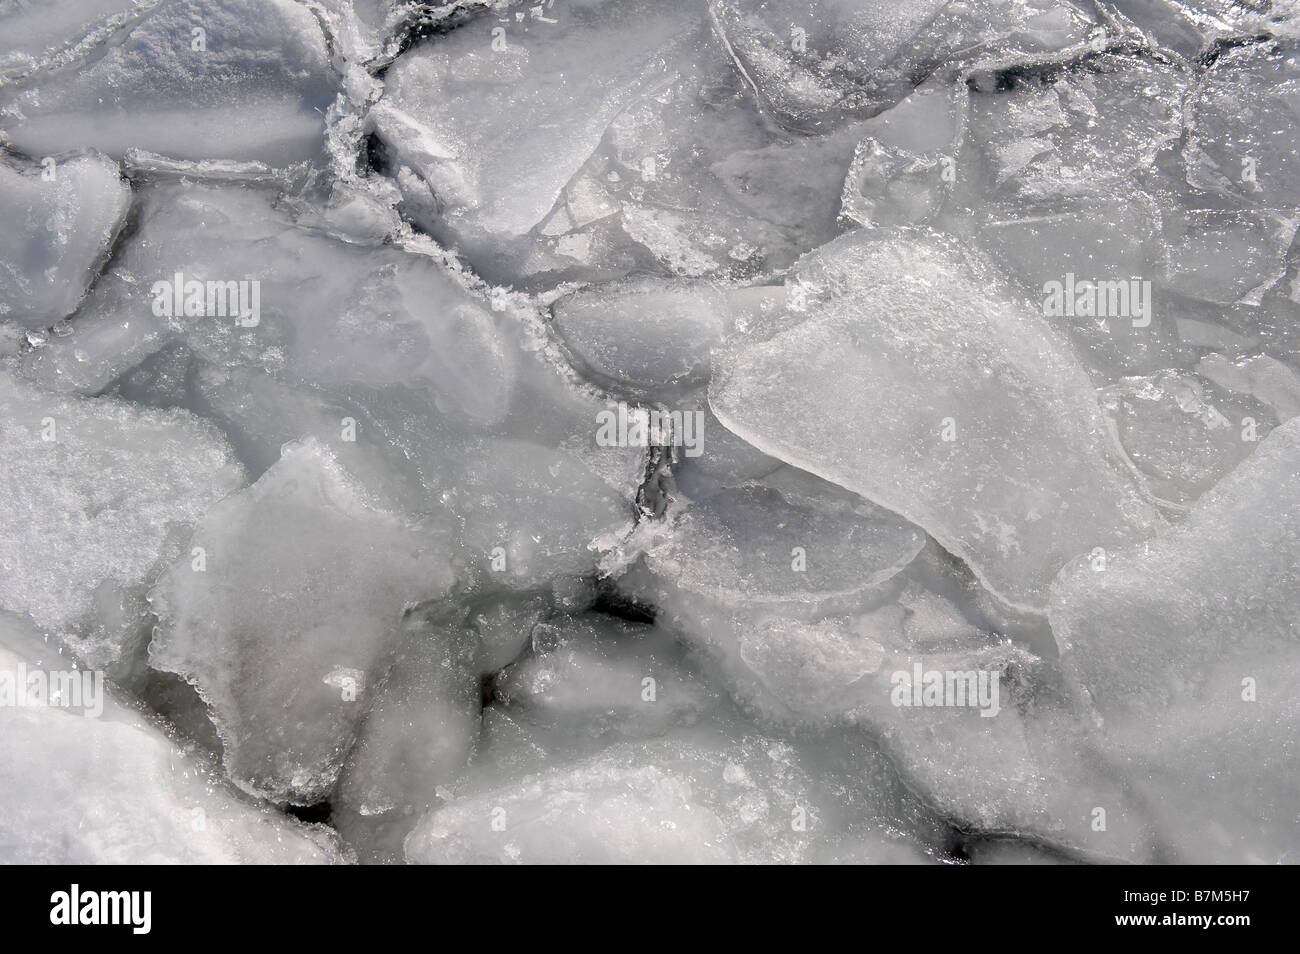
[
  {"x1": 0, "y1": 368, "x2": 244, "y2": 669},
  {"x1": 0, "y1": 612, "x2": 347, "y2": 863}
]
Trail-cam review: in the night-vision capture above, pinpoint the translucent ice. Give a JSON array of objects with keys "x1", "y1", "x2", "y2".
[
  {"x1": 644, "y1": 477, "x2": 925, "y2": 617},
  {"x1": 960, "y1": 52, "x2": 1186, "y2": 203},
  {"x1": 1111, "y1": 0, "x2": 1299, "y2": 58},
  {"x1": 149, "y1": 438, "x2": 457, "y2": 803},
  {"x1": 707, "y1": 0, "x2": 1097, "y2": 132},
  {"x1": 334, "y1": 611, "x2": 481, "y2": 861},
  {"x1": 1049, "y1": 415, "x2": 1300, "y2": 862},
  {"x1": 0, "y1": 0, "x2": 152, "y2": 84},
  {"x1": 710, "y1": 228, "x2": 1161, "y2": 611},
  {"x1": 0, "y1": 152, "x2": 130, "y2": 329},
  {"x1": 549, "y1": 279, "x2": 758, "y2": 399},
  {"x1": 374, "y1": 0, "x2": 701, "y2": 251},
  {"x1": 1100, "y1": 370, "x2": 1275, "y2": 508},
  {"x1": 1197, "y1": 352, "x2": 1300, "y2": 421},
  {"x1": 19, "y1": 180, "x2": 515, "y2": 429},
  {"x1": 452, "y1": 438, "x2": 635, "y2": 589},
  {"x1": 840, "y1": 76, "x2": 965, "y2": 229},
  {"x1": 558, "y1": 39, "x2": 863, "y2": 281},
  {"x1": 622, "y1": 555, "x2": 1155, "y2": 859},
  {"x1": 1184, "y1": 37, "x2": 1300, "y2": 208}
]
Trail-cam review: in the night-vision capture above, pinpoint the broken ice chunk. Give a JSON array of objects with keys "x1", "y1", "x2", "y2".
[
  {"x1": 1184, "y1": 37, "x2": 1300, "y2": 208},
  {"x1": 1049, "y1": 415, "x2": 1300, "y2": 861},
  {"x1": 0, "y1": 370, "x2": 244, "y2": 669},
  {"x1": 645, "y1": 479, "x2": 925, "y2": 618},
  {"x1": 452, "y1": 438, "x2": 634, "y2": 590},
  {"x1": 670, "y1": 405, "x2": 784, "y2": 501},
  {"x1": 961, "y1": 52, "x2": 1185, "y2": 202},
  {"x1": 1197, "y1": 352, "x2": 1300, "y2": 421},
  {"x1": 1160, "y1": 207, "x2": 1298, "y2": 308},
  {"x1": 467, "y1": 592, "x2": 550, "y2": 675},
  {"x1": 706, "y1": 0, "x2": 945, "y2": 131},
  {"x1": 18, "y1": 179, "x2": 517, "y2": 434},
  {"x1": 374, "y1": 0, "x2": 701, "y2": 250},
  {"x1": 550, "y1": 279, "x2": 734, "y2": 398},
  {"x1": 491, "y1": 29, "x2": 864, "y2": 284},
  {"x1": 591, "y1": 42, "x2": 862, "y2": 280},
  {"x1": 0, "y1": 0, "x2": 153, "y2": 83},
  {"x1": 188, "y1": 364, "x2": 426, "y2": 504},
  {"x1": 334, "y1": 612, "x2": 481, "y2": 861},
  {"x1": 1100, "y1": 370, "x2": 1275, "y2": 508},
  {"x1": 149, "y1": 438, "x2": 456, "y2": 804},
  {"x1": 1110, "y1": 0, "x2": 1298, "y2": 58},
  {"x1": 840, "y1": 75, "x2": 965, "y2": 228},
  {"x1": 621, "y1": 559, "x2": 1155, "y2": 860},
  {"x1": 405, "y1": 734, "x2": 815, "y2": 864},
  {"x1": 708, "y1": 0, "x2": 1098, "y2": 132},
  {"x1": 0, "y1": 613, "x2": 346, "y2": 864},
  {"x1": 1, "y1": 0, "x2": 335, "y2": 165},
  {"x1": 1098, "y1": 649, "x2": 1300, "y2": 864},
  {"x1": 0, "y1": 152, "x2": 130, "y2": 329},
  {"x1": 1050, "y1": 413, "x2": 1300, "y2": 718},
  {"x1": 710, "y1": 228, "x2": 1161, "y2": 612},
  {"x1": 972, "y1": 188, "x2": 1182, "y2": 377},
  {"x1": 493, "y1": 613, "x2": 717, "y2": 739}
]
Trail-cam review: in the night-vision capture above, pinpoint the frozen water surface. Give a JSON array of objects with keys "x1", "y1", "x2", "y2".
[{"x1": 0, "y1": 0, "x2": 1296, "y2": 867}]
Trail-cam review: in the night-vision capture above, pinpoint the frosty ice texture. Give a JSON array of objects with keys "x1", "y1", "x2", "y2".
[{"x1": 0, "y1": 0, "x2": 1296, "y2": 865}]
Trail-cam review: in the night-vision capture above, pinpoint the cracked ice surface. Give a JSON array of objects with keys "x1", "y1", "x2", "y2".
[{"x1": 0, "y1": 0, "x2": 1298, "y2": 869}]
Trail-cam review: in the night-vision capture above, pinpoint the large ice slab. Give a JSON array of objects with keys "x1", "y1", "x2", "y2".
[
  {"x1": 1051, "y1": 415, "x2": 1300, "y2": 715},
  {"x1": 0, "y1": 0, "x2": 154, "y2": 84},
  {"x1": 1185, "y1": 37, "x2": 1300, "y2": 208},
  {"x1": 1, "y1": 0, "x2": 335, "y2": 165},
  {"x1": 1049, "y1": 415, "x2": 1300, "y2": 862},
  {"x1": 405, "y1": 734, "x2": 816, "y2": 864},
  {"x1": 622, "y1": 549, "x2": 1155, "y2": 860},
  {"x1": 707, "y1": 0, "x2": 1098, "y2": 132},
  {"x1": 710, "y1": 228, "x2": 1161, "y2": 611},
  {"x1": 19, "y1": 180, "x2": 516, "y2": 431},
  {"x1": 0, "y1": 152, "x2": 130, "y2": 329},
  {"x1": 0, "y1": 370, "x2": 243, "y2": 668},
  {"x1": 0, "y1": 613, "x2": 346, "y2": 863},
  {"x1": 373, "y1": 0, "x2": 702, "y2": 250},
  {"x1": 149, "y1": 438, "x2": 457, "y2": 803}
]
